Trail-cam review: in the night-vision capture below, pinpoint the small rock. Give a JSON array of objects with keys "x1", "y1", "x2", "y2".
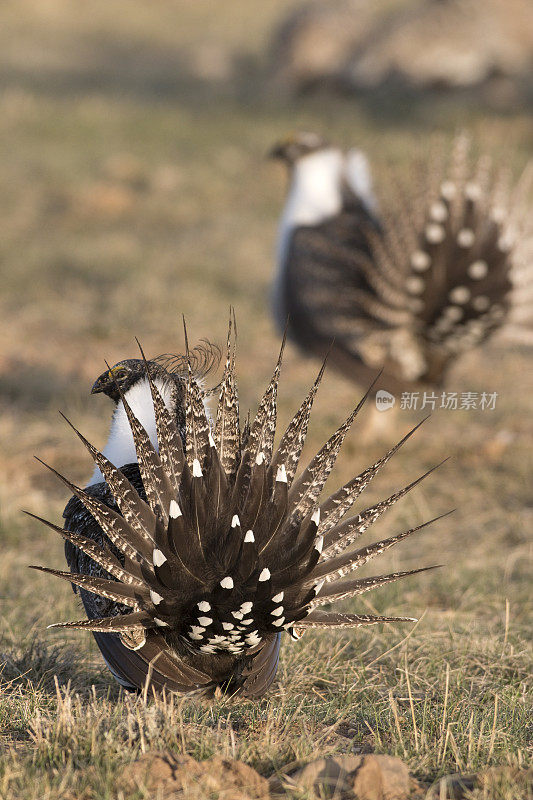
[
  {"x1": 120, "y1": 751, "x2": 270, "y2": 799},
  {"x1": 282, "y1": 754, "x2": 412, "y2": 799},
  {"x1": 427, "y1": 767, "x2": 533, "y2": 799}
]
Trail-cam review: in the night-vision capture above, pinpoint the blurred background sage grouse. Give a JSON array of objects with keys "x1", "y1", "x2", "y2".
[
  {"x1": 269, "y1": 0, "x2": 533, "y2": 106},
  {"x1": 27, "y1": 323, "x2": 447, "y2": 697},
  {"x1": 270, "y1": 131, "x2": 533, "y2": 390}
]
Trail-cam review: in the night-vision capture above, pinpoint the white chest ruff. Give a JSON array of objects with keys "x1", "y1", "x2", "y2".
[
  {"x1": 89, "y1": 377, "x2": 174, "y2": 485},
  {"x1": 277, "y1": 149, "x2": 344, "y2": 263},
  {"x1": 274, "y1": 149, "x2": 345, "y2": 328}
]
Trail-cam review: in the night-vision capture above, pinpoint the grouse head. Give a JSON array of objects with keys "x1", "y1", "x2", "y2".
[
  {"x1": 91, "y1": 343, "x2": 222, "y2": 404},
  {"x1": 91, "y1": 359, "x2": 158, "y2": 402},
  {"x1": 269, "y1": 131, "x2": 329, "y2": 166}
]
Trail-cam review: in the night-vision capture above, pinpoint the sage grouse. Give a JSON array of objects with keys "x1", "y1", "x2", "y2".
[
  {"x1": 271, "y1": 131, "x2": 533, "y2": 389},
  {"x1": 28, "y1": 325, "x2": 446, "y2": 697}
]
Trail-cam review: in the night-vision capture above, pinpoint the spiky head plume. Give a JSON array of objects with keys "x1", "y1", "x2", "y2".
[
  {"x1": 29, "y1": 321, "x2": 447, "y2": 696},
  {"x1": 90, "y1": 340, "x2": 221, "y2": 403}
]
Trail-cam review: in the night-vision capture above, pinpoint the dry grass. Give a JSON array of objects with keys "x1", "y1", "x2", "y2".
[{"x1": 0, "y1": 1, "x2": 532, "y2": 798}]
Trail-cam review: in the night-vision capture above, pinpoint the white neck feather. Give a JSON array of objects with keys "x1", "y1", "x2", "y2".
[
  {"x1": 88, "y1": 377, "x2": 175, "y2": 485},
  {"x1": 279, "y1": 148, "x2": 344, "y2": 242},
  {"x1": 273, "y1": 147, "x2": 377, "y2": 330},
  {"x1": 273, "y1": 148, "x2": 344, "y2": 329}
]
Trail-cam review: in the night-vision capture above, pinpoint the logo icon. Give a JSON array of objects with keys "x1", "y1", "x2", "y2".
[{"x1": 375, "y1": 390, "x2": 396, "y2": 412}]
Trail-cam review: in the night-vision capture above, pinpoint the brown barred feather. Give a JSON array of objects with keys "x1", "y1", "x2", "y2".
[
  {"x1": 35, "y1": 458, "x2": 152, "y2": 561},
  {"x1": 182, "y1": 321, "x2": 212, "y2": 470},
  {"x1": 246, "y1": 332, "x2": 286, "y2": 466},
  {"x1": 57, "y1": 414, "x2": 158, "y2": 547},
  {"x1": 295, "y1": 612, "x2": 417, "y2": 629},
  {"x1": 309, "y1": 565, "x2": 440, "y2": 609},
  {"x1": 23, "y1": 511, "x2": 142, "y2": 587},
  {"x1": 318, "y1": 416, "x2": 429, "y2": 536},
  {"x1": 29, "y1": 566, "x2": 144, "y2": 608},
  {"x1": 105, "y1": 364, "x2": 174, "y2": 525},
  {"x1": 321, "y1": 459, "x2": 449, "y2": 558},
  {"x1": 270, "y1": 355, "x2": 327, "y2": 487},
  {"x1": 137, "y1": 339, "x2": 185, "y2": 496},
  {"x1": 214, "y1": 315, "x2": 241, "y2": 476},
  {"x1": 310, "y1": 512, "x2": 453, "y2": 586},
  {"x1": 286, "y1": 371, "x2": 381, "y2": 525},
  {"x1": 48, "y1": 612, "x2": 154, "y2": 633}
]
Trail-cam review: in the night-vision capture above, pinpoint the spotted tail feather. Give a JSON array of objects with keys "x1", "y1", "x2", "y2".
[{"x1": 365, "y1": 133, "x2": 533, "y2": 381}]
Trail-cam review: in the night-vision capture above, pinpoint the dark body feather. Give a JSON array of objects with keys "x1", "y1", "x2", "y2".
[{"x1": 282, "y1": 194, "x2": 393, "y2": 387}]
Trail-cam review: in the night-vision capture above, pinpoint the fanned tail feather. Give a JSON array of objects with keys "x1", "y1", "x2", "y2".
[
  {"x1": 104, "y1": 361, "x2": 174, "y2": 525},
  {"x1": 47, "y1": 612, "x2": 154, "y2": 633},
  {"x1": 294, "y1": 611, "x2": 417, "y2": 629},
  {"x1": 309, "y1": 565, "x2": 441, "y2": 609},
  {"x1": 318, "y1": 416, "x2": 429, "y2": 536},
  {"x1": 136, "y1": 338, "x2": 185, "y2": 496},
  {"x1": 309, "y1": 512, "x2": 454, "y2": 585},
  {"x1": 214, "y1": 314, "x2": 241, "y2": 477},
  {"x1": 376, "y1": 134, "x2": 533, "y2": 379},
  {"x1": 321, "y1": 458, "x2": 449, "y2": 558},
  {"x1": 30, "y1": 330, "x2": 449, "y2": 696},
  {"x1": 23, "y1": 511, "x2": 142, "y2": 587},
  {"x1": 57, "y1": 414, "x2": 158, "y2": 547},
  {"x1": 270, "y1": 354, "x2": 327, "y2": 487}
]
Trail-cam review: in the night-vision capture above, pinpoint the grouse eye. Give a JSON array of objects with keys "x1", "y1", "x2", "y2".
[{"x1": 110, "y1": 368, "x2": 127, "y2": 380}]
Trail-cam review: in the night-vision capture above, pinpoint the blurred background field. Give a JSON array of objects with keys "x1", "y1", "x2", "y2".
[{"x1": 0, "y1": 1, "x2": 531, "y2": 798}]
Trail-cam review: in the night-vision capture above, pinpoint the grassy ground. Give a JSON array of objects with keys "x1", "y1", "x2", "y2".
[{"x1": 0, "y1": 2, "x2": 531, "y2": 798}]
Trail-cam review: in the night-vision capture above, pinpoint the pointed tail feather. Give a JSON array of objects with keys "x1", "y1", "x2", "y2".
[
  {"x1": 270, "y1": 354, "x2": 327, "y2": 488},
  {"x1": 104, "y1": 364, "x2": 174, "y2": 524},
  {"x1": 318, "y1": 416, "x2": 430, "y2": 536},
  {"x1": 30, "y1": 566, "x2": 144, "y2": 608},
  {"x1": 136, "y1": 338, "x2": 186, "y2": 496},
  {"x1": 310, "y1": 511, "x2": 454, "y2": 585},
  {"x1": 23, "y1": 511, "x2": 143, "y2": 587},
  {"x1": 309, "y1": 565, "x2": 441, "y2": 609},
  {"x1": 286, "y1": 371, "x2": 382, "y2": 525},
  {"x1": 35, "y1": 458, "x2": 152, "y2": 562},
  {"x1": 322, "y1": 458, "x2": 450, "y2": 558},
  {"x1": 47, "y1": 612, "x2": 154, "y2": 633},
  {"x1": 295, "y1": 611, "x2": 417, "y2": 629},
  {"x1": 57, "y1": 414, "x2": 159, "y2": 545},
  {"x1": 214, "y1": 314, "x2": 241, "y2": 476}
]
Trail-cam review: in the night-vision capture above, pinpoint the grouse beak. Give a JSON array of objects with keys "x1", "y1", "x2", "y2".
[
  {"x1": 268, "y1": 142, "x2": 286, "y2": 161},
  {"x1": 268, "y1": 137, "x2": 297, "y2": 162},
  {"x1": 91, "y1": 369, "x2": 114, "y2": 395}
]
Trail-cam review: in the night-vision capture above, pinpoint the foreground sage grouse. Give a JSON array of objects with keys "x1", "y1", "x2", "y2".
[
  {"x1": 29, "y1": 323, "x2": 447, "y2": 697},
  {"x1": 271, "y1": 131, "x2": 532, "y2": 389}
]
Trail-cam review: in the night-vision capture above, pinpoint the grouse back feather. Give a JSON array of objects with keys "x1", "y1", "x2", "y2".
[
  {"x1": 29, "y1": 325, "x2": 446, "y2": 697},
  {"x1": 274, "y1": 133, "x2": 533, "y2": 387}
]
